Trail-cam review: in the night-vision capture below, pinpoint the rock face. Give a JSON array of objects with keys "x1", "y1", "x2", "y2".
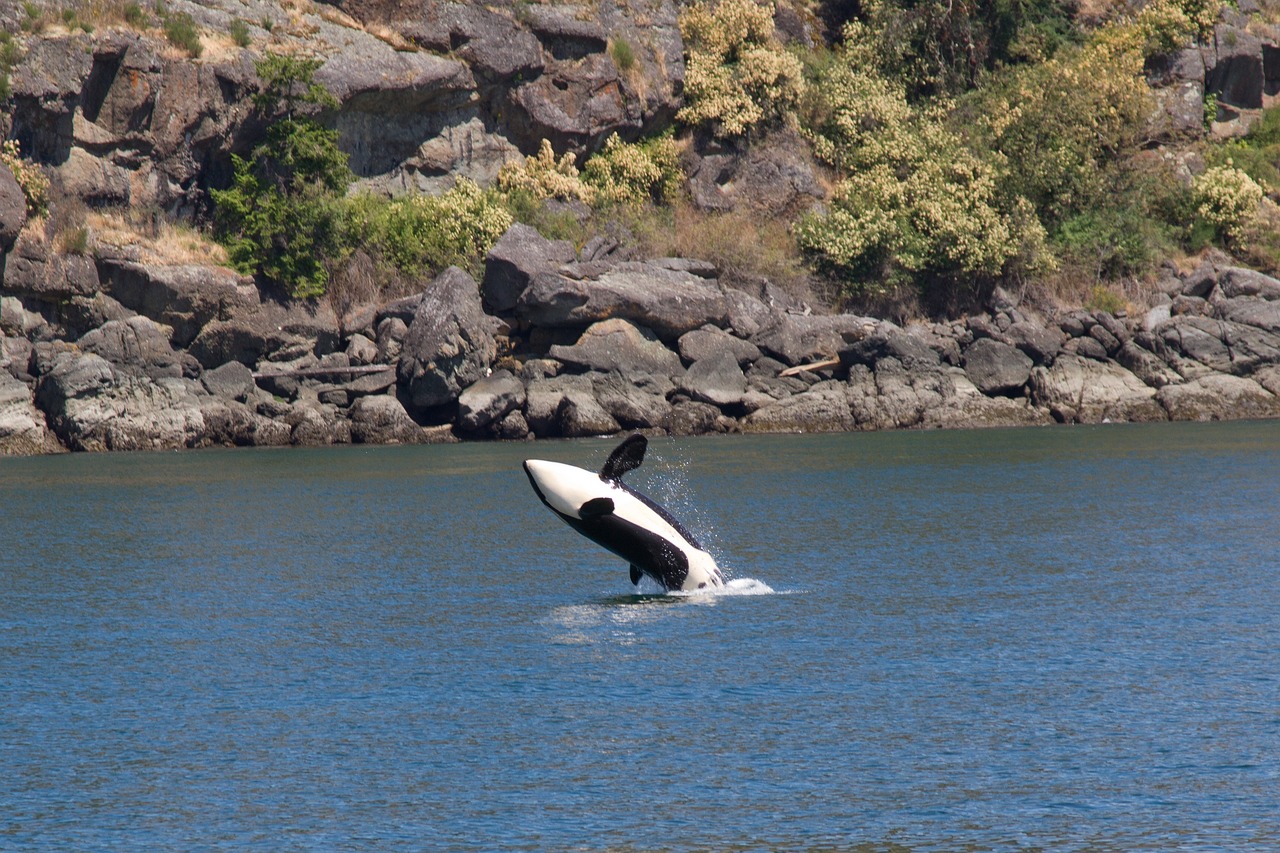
[
  {"x1": 397, "y1": 267, "x2": 497, "y2": 415},
  {"x1": 4, "y1": 0, "x2": 1280, "y2": 454}
]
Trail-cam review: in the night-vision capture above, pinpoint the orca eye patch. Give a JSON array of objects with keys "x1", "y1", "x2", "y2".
[{"x1": 578, "y1": 497, "x2": 615, "y2": 519}]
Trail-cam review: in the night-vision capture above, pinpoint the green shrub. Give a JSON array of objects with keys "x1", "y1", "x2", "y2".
[
  {"x1": 346, "y1": 180, "x2": 513, "y2": 279},
  {"x1": 230, "y1": 18, "x2": 251, "y2": 48},
  {"x1": 677, "y1": 0, "x2": 805, "y2": 139},
  {"x1": 796, "y1": 25, "x2": 1049, "y2": 298},
  {"x1": 582, "y1": 133, "x2": 684, "y2": 206},
  {"x1": 212, "y1": 56, "x2": 350, "y2": 298},
  {"x1": 162, "y1": 11, "x2": 202, "y2": 57},
  {"x1": 610, "y1": 37, "x2": 636, "y2": 72},
  {"x1": 123, "y1": 2, "x2": 148, "y2": 28}
]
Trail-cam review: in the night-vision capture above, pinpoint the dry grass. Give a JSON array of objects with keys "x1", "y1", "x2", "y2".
[
  {"x1": 87, "y1": 209, "x2": 229, "y2": 266},
  {"x1": 627, "y1": 201, "x2": 819, "y2": 302}
]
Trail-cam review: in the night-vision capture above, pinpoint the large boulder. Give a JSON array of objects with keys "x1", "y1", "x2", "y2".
[
  {"x1": 77, "y1": 316, "x2": 184, "y2": 380},
  {"x1": 397, "y1": 267, "x2": 498, "y2": 413},
  {"x1": 548, "y1": 318, "x2": 683, "y2": 376},
  {"x1": 963, "y1": 338, "x2": 1034, "y2": 396},
  {"x1": 753, "y1": 313, "x2": 874, "y2": 366},
  {"x1": 592, "y1": 370, "x2": 674, "y2": 431},
  {"x1": 0, "y1": 163, "x2": 25, "y2": 252},
  {"x1": 457, "y1": 369, "x2": 526, "y2": 433},
  {"x1": 189, "y1": 299, "x2": 340, "y2": 369},
  {"x1": 1029, "y1": 354, "x2": 1167, "y2": 423},
  {"x1": 679, "y1": 349, "x2": 747, "y2": 408},
  {"x1": 482, "y1": 223, "x2": 577, "y2": 313},
  {"x1": 1157, "y1": 374, "x2": 1280, "y2": 421},
  {"x1": 516, "y1": 262, "x2": 731, "y2": 342},
  {"x1": 742, "y1": 380, "x2": 854, "y2": 432},
  {"x1": 678, "y1": 326, "x2": 761, "y2": 366},
  {"x1": 97, "y1": 259, "x2": 260, "y2": 347},
  {"x1": 0, "y1": 370, "x2": 62, "y2": 455},
  {"x1": 348, "y1": 394, "x2": 428, "y2": 444},
  {"x1": 35, "y1": 351, "x2": 205, "y2": 451}
]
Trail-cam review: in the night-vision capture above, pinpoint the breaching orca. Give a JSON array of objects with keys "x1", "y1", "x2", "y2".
[{"x1": 523, "y1": 434, "x2": 725, "y2": 592}]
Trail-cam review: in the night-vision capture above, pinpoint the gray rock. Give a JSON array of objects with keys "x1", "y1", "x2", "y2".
[
  {"x1": 722, "y1": 287, "x2": 779, "y2": 339},
  {"x1": 482, "y1": 223, "x2": 577, "y2": 313},
  {"x1": 36, "y1": 351, "x2": 205, "y2": 451},
  {"x1": 680, "y1": 350, "x2": 747, "y2": 408},
  {"x1": 1006, "y1": 321, "x2": 1065, "y2": 364},
  {"x1": 1029, "y1": 354, "x2": 1166, "y2": 423},
  {"x1": 1063, "y1": 336, "x2": 1110, "y2": 361},
  {"x1": 397, "y1": 267, "x2": 498, "y2": 413},
  {"x1": 0, "y1": 370, "x2": 61, "y2": 455},
  {"x1": 743, "y1": 380, "x2": 854, "y2": 433},
  {"x1": 668, "y1": 400, "x2": 727, "y2": 435},
  {"x1": 558, "y1": 389, "x2": 621, "y2": 438},
  {"x1": 198, "y1": 398, "x2": 291, "y2": 447},
  {"x1": 678, "y1": 326, "x2": 762, "y2": 366},
  {"x1": 346, "y1": 333, "x2": 379, "y2": 365},
  {"x1": 98, "y1": 259, "x2": 261, "y2": 347},
  {"x1": 592, "y1": 370, "x2": 674, "y2": 430},
  {"x1": 753, "y1": 313, "x2": 873, "y2": 366},
  {"x1": 524, "y1": 373, "x2": 594, "y2": 437},
  {"x1": 497, "y1": 409, "x2": 530, "y2": 440},
  {"x1": 189, "y1": 299, "x2": 339, "y2": 368},
  {"x1": 963, "y1": 338, "x2": 1033, "y2": 396},
  {"x1": 4, "y1": 232, "x2": 99, "y2": 301},
  {"x1": 1206, "y1": 23, "x2": 1264, "y2": 109},
  {"x1": 0, "y1": 163, "x2": 25, "y2": 252},
  {"x1": 919, "y1": 368, "x2": 1053, "y2": 429},
  {"x1": 201, "y1": 360, "x2": 256, "y2": 402},
  {"x1": 1160, "y1": 315, "x2": 1280, "y2": 376},
  {"x1": 1088, "y1": 323, "x2": 1122, "y2": 355},
  {"x1": 457, "y1": 369, "x2": 526, "y2": 432},
  {"x1": 1219, "y1": 267, "x2": 1280, "y2": 300},
  {"x1": 517, "y1": 262, "x2": 730, "y2": 341},
  {"x1": 687, "y1": 127, "x2": 825, "y2": 216},
  {"x1": 348, "y1": 395, "x2": 427, "y2": 444},
  {"x1": 376, "y1": 316, "x2": 409, "y2": 364},
  {"x1": 287, "y1": 403, "x2": 351, "y2": 446},
  {"x1": 1116, "y1": 341, "x2": 1181, "y2": 389},
  {"x1": 58, "y1": 292, "x2": 137, "y2": 340},
  {"x1": 1216, "y1": 296, "x2": 1280, "y2": 331},
  {"x1": 548, "y1": 318, "x2": 683, "y2": 375},
  {"x1": 1158, "y1": 374, "x2": 1280, "y2": 421},
  {"x1": 842, "y1": 324, "x2": 943, "y2": 371},
  {"x1": 78, "y1": 316, "x2": 183, "y2": 380}
]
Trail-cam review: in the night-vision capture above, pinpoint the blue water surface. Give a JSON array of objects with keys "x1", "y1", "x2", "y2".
[{"x1": 2, "y1": 421, "x2": 1279, "y2": 851}]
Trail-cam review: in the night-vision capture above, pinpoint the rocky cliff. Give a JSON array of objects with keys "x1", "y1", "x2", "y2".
[{"x1": 3, "y1": 0, "x2": 1280, "y2": 454}]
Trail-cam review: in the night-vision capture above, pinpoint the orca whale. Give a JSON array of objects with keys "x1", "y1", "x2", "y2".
[{"x1": 523, "y1": 434, "x2": 725, "y2": 592}]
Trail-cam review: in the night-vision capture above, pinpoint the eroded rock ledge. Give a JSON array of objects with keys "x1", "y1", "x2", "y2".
[{"x1": 3, "y1": 224, "x2": 1279, "y2": 455}]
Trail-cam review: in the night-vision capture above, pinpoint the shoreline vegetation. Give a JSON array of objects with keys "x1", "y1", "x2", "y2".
[{"x1": 3, "y1": 0, "x2": 1280, "y2": 455}]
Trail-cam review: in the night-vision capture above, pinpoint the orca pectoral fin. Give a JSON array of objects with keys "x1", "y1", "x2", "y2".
[
  {"x1": 600, "y1": 433, "x2": 647, "y2": 482},
  {"x1": 579, "y1": 497, "x2": 615, "y2": 519},
  {"x1": 630, "y1": 564, "x2": 644, "y2": 586}
]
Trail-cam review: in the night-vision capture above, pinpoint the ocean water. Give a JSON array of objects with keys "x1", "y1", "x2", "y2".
[{"x1": 2, "y1": 421, "x2": 1279, "y2": 851}]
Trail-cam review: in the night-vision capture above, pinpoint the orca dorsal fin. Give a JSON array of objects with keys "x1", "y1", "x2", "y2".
[
  {"x1": 579, "y1": 497, "x2": 615, "y2": 519},
  {"x1": 600, "y1": 433, "x2": 647, "y2": 482},
  {"x1": 630, "y1": 564, "x2": 644, "y2": 586}
]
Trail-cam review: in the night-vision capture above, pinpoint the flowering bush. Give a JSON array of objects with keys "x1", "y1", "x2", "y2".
[
  {"x1": 1192, "y1": 165, "x2": 1264, "y2": 246},
  {"x1": 677, "y1": 0, "x2": 804, "y2": 139},
  {"x1": 0, "y1": 139, "x2": 49, "y2": 217},
  {"x1": 582, "y1": 134, "x2": 683, "y2": 205},
  {"x1": 351, "y1": 179, "x2": 513, "y2": 279},
  {"x1": 496, "y1": 139, "x2": 594, "y2": 204}
]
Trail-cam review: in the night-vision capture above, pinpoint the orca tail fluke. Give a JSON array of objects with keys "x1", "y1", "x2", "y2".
[
  {"x1": 629, "y1": 564, "x2": 644, "y2": 586},
  {"x1": 600, "y1": 434, "x2": 647, "y2": 482}
]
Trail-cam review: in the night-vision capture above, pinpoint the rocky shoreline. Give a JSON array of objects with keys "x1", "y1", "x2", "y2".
[
  {"x1": 4, "y1": 0, "x2": 1280, "y2": 455},
  {"x1": 3, "y1": 216, "x2": 1280, "y2": 455}
]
